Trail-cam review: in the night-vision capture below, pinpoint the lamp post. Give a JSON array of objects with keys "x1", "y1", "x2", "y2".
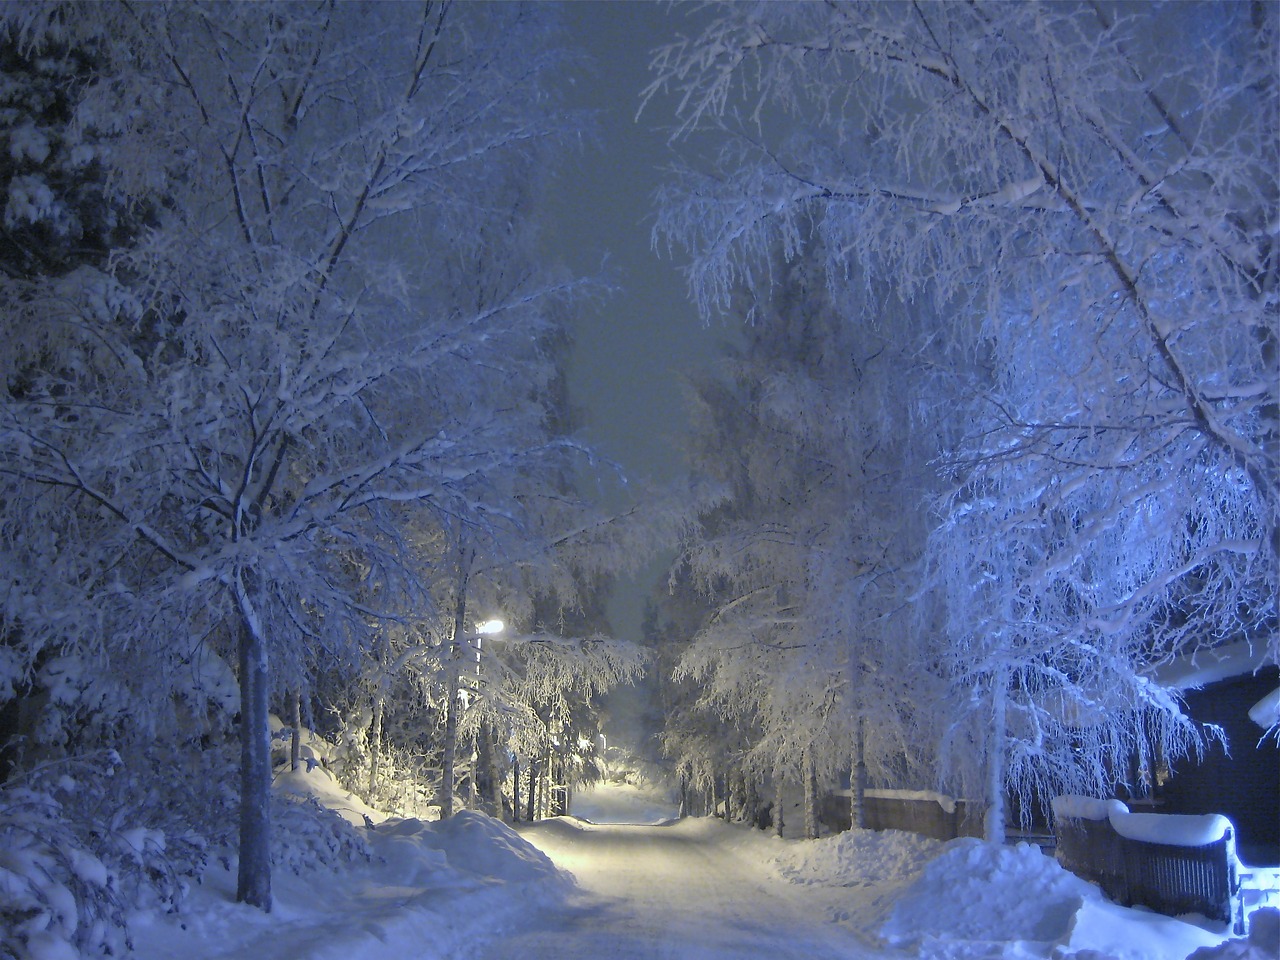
[
  {"x1": 442, "y1": 616, "x2": 504, "y2": 819},
  {"x1": 468, "y1": 619, "x2": 504, "y2": 813}
]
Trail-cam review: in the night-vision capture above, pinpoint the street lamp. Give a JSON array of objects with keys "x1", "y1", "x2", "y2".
[
  {"x1": 469, "y1": 619, "x2": 504, "y2": 672},
  {"x1": 444, "y1": 617, "x2": 506, "y2": 819}
]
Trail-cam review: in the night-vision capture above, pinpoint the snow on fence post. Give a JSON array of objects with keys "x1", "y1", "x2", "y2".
[{"x1": 1051, "y1": 796, "x2": 1130, "y2": 903}]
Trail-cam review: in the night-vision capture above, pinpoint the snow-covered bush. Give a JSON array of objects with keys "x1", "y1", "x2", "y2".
[
  {"x1": 0, "y1": 783, "x2": 123, "y2": 960},
  {"x1": 270, "y1": 794, "x2": 372, "y2": 877},
  {"x1": 0, "y1": 753, "x2": 209, "y2": 959}
]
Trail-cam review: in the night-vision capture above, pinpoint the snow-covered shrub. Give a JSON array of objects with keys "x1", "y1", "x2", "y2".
[
  {"x1": 0, "y1": 740, "x2": 238, "y2": 958},
  {"x1": 0, "y1": 783, "x2": 123, "y2": 960},
  {"x1": 0, "y1": 751, "x2": 209, "y2": 958},
  {"x1": 270, "y1": 794, "x2": 372, "y2": 877}
]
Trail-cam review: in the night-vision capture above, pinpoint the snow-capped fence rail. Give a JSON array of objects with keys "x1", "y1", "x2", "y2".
[{"x1": 1052, "y1": 796, "x2": 1243, "y2": 933}]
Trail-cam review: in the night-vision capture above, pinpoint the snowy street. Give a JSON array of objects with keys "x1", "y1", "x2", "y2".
[
  {"x1": 478, "y1": 818, "x2": 883, "y2": 960},
  {"x1": 115, "y1": 777, "x2": 1268, "y2": 960}
]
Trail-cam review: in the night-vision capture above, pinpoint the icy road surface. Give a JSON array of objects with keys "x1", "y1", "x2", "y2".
[{"x1": 474, "y1": 817, "x2": 883, "y2": 960}]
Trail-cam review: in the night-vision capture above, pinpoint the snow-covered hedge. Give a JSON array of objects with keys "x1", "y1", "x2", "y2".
[{"x1": 270, "y1": 793, "x2": 373, "y2": 876}]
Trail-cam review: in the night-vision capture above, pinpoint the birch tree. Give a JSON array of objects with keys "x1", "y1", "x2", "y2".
[
  {"x1": 647, "y1": 1, "x2": 1277, "y2": 837},
  {"x1": 0, "y1": 0, "x2": 585, "y2": 909}
]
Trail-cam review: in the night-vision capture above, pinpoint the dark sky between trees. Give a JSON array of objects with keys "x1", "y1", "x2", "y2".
[
  {"x1": 543, "y1": 2, "x2": 733, "y2": 495},
  {"x1": 540, "y1": 2, "x2": 737, "y2": 649}
]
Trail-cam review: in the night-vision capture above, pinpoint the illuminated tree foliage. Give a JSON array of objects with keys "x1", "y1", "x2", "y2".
[{"x1": 649, "y1": 0, "x2": 1277, "y2": 837}]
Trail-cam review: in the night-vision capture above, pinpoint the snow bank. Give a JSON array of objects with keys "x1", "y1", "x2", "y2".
[
  {"x1": 275, "y1": 765, "x2": 385, "y2": 828},
  {"x1": 769, "y1": 826, "x2": 943, "y2": 888},
  {"x1": 1188, "y1": 908, "x2": 1279, "y2": 960},
  {"x1": 131, "y1": 809, "x2": 574, "y2": 960},
  {"x1": 1109, "y1": 811, "x2": 1233, "y2": 847},
  {"x1": 879, "y1": 838, "x2": 1099, "y2": 948},
  {"x1": 392, "y1": 810, "x2": 572, "y2": 890},
  {"x1": 1063, "y1": 896, "x2": 1235, "y2": 960},
  {"x1": 877, "y1": 835, "x2": 1235, "y2": 959}
]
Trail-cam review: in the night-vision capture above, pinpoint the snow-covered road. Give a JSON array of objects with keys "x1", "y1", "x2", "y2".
[{"x1": 473, "y1": 818, "x2": 883, "y2": 960}]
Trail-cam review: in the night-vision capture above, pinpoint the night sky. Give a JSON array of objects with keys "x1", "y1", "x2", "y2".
[
  {"x1": 542, "y1": 2, "x2": 733, "y2": 496},
  {"x1": 539, "y1": 2, "x2": 738, "y2": 649}
]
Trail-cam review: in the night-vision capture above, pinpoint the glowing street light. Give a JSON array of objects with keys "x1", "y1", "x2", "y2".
[{"x1": 470, "y1": 619, "x2": 504, "y2": 669}]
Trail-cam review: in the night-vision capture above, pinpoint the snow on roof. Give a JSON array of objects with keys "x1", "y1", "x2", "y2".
[
  {"x1": 1247, "y1": 685, "x2": 1280, "y2": 731},
  {"x1": 865, "y1": 788, "x2": 959, "y2": 815}
]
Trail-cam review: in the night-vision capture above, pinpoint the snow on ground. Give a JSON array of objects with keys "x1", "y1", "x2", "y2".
[
  {"x1": 121, "y1": 778, "x2": 1274, "y2": 960},
  {"x1": 495, "y1": 815, "x2": 876, "y2": 959},
  {"x1": 569, "y1": 780, "x2": 679, "y2": 825},
  {"x1": 877, "y1": 837, "x2": 1230, "y2": 960}
]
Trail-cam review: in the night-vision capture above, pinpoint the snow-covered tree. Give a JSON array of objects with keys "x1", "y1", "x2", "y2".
[
  {"x1": 0, "y1": 0, "x2": 588, "y2": 910},
  {"x1": 659, "y1": 243, "x2": 944, "y2": 834},
  {"x1": 647, "y1": 1, "x2": 1277, "y2": 837}
]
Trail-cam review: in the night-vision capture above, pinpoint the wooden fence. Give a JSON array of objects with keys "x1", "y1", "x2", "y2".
[
  {"x1": 823, "y1": 788, "x2": 984, "y2": 841},
  {"x1": 1052, "y1": 797, "x2": 1243, "y2": 933}
]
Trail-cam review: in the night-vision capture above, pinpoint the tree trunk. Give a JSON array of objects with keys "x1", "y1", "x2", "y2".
[
  {"x1": 440, "y1": 540, "x2": 473, "y2": 820},
  {"x1": 290, "y1": 690, "x2": 302, "y2": 774},
  {"x1": 235, "y1": 588, "x2": 272, "y2": 911},
  {"x1": 678, "y1": 774, "x2": 688, "y2": 819},
  {"x1": 774, "y1": 769, "x2": 785, "y2": 838},
  {"x1": 367, "y1": 693, "x2": 383, "y2": 797},
  {"x1": 541, "y1": 732, "x2": 553, "y2": 818},
  {"x1": 852, "y1": 716, "x2": 867, "y2": 830},
  {"x1": 466, "y1": 731, "x2": 478, "y2": 808},
  {"x1": 984, "y1": 668, "x2": 1008, "y2": 843},
  {"x1": 526, "y1": 757, "x2": 537, "y2": 822},
  {"x1": 512, "y1": 756, "x2": 522, "y2": 822},
  {"x1": 803, "y1": 750, "x2": 818, "y2": 840},
  {"x1": 476, "y1": 722, "x2": 499, "y2": 817},
  {"x1": 441, "y1": 662, "x2": 461, "y2": 818},
  {"x1": 743, "y1": 774, "x2": 759, "y2": 828},
  {"x1": 558, "y1": 736, "x2": 570, "y2": 816}
]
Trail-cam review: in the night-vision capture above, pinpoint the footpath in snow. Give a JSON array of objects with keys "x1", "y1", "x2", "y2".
[{"x1": 125, "y1": 773, "x2": 1276, "y2": 960}]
